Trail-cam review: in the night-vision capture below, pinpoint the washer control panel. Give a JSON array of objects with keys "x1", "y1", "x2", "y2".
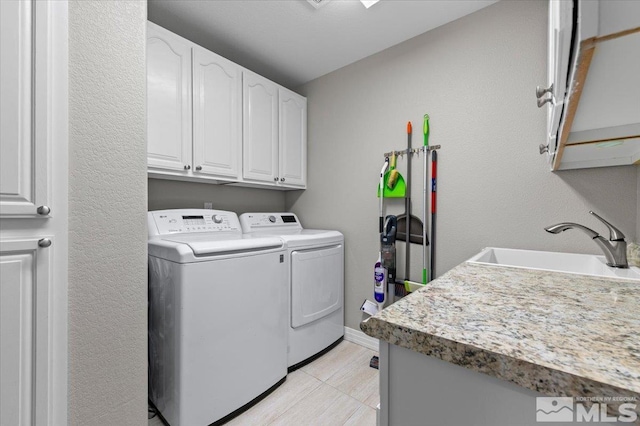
[
  {"x1": 149, "y1": 209, "x2": 241, "y2": 236},
  {"x1": 239, "y1": 213, "x2": 302, "y2": 232}
]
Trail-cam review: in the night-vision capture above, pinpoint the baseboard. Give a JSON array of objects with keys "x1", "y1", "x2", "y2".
[{"x1": 344, "y1": 326, "x2": 379, "y2": 352}]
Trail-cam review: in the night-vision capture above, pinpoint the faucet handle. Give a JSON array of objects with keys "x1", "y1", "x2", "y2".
[{"x1": 589, "y1": 211, "x2": 625, "y2": 241}]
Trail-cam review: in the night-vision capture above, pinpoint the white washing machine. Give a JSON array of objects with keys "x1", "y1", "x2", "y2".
[
  {"x1": 148, "y1": 209, "x2": 288, "y2": 426},
  {"x1": 240, "y1": 213, "x2": 344, "y2": 370}
]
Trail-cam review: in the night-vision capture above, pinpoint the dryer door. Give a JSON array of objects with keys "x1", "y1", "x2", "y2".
[{"x1": 291, "y1": 244, "x2": 344, "y2": 328}]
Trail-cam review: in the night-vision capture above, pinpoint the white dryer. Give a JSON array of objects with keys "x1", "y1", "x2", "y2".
[
  {"x1": 148, "y1": 209, "x2": 287, "y2": 426},
  {"x1": 240, "y1": 213, "x2": 344, "y2": 370}
]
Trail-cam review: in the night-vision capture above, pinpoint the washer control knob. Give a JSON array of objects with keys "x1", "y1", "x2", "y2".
[
  {"x1": 212, "y1": 215, "x2": 223, "y2": 224},
  {"x1": 268, "y1": 215, "x2": 276, "y2": 223}
]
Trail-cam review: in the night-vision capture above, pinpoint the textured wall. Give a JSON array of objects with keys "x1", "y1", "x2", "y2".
[
  {"x1": 287, "y1": 0, "x2": 637, "y2": 331},
  {"x1": 148, "y1": 179, "x2": 286, "y2": 214},
  {"x1": 69, "y1": 1, "x2": 148, "y2": 425}
]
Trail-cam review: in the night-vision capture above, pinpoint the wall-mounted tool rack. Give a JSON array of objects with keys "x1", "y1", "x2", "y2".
[{"x1": 382, "y1": 145, "x2": 441, "y2": 158}]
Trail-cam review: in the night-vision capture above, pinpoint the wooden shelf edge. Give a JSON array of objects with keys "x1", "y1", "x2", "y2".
[{"x1": 552, "y1": 41, "x2": 596, "y2": 171}]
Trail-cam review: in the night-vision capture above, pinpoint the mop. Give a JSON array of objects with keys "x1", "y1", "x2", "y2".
[{"x1": 405, "y1": 114, "x2": 430, "y2": 292}]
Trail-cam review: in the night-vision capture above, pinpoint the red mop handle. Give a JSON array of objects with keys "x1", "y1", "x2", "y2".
[{"x1": 431, "y1": 151, "x2": 437, "y2": 213}]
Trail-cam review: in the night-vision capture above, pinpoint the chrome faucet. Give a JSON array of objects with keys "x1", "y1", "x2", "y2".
[{"x1": 545, "y1": 211, "x2": 628, "y2": 268}]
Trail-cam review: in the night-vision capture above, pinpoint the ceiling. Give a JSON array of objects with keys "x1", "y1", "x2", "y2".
[{"x1": 148, "y1": 0, "x2": 498, "y2": 89}]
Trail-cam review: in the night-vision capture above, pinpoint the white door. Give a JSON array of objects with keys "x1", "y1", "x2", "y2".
[
  {"x1": 242, "y1": 71, "x2": 278, "y2": 183},
  {"x1": 192, "y1": 46, "x2": 242, "y2": 179},
  {"x1": 1, "y1": 1, "x2": 68, "y2": 425},
  {"x1": 278, "y1": 88, "x2": 307, "y2": 188},
  {"x1": 147, "y1": 22, "x2": 192, "y2": 172},
  {"x1": 291, "y1": 245, "x2": 344, "y2": 328}
]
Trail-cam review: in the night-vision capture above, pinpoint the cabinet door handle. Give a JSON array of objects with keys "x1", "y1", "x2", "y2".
[
  {"x1": 184, "y1": 165, "x2": 191, "y2": 170},
  {"x1": 539, "y1": 144, "x2": 550, "y2": 155},
  {"x1": 195, "y1": 166, "x2": 202, "y2": 171},
  {"x1": 274, "y1": 177, "x2": 278, "y2": 182},
  {"x1": 536, "y1": 84, "x2": 553, "y2": 98},
  {"x1": 37, "y1": 205, "x2": 51, "y2": 215},
  {"x1": 537, "y1": 97, "x2": 552, "y2": 108},
  {"x1": 38, "y1": 238, "x2": 52, "y2": 248},
  {"x1": 280, "y1": 178, "x2": 285, "y2": 182}
]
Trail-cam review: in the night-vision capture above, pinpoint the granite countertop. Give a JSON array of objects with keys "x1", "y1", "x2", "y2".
[{"x1": 361, "y1": 262, "x2": 640, "y2": 407}]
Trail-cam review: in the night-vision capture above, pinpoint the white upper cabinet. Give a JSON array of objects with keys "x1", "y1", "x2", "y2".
[
  {"x1": 0, "y1": 0, "x2": 49, "y2": 218},
  {"x1": 192, "y1": 46, "x2": 242, "y2": 179},
  {"x1": 146, "y1": 22, "x2": 307, "y2": 189},
  {"x1": 538, "y1": 0, "x2": 573, "y2": 165},
  {"x1": 243, "y1": 72, "x2": 279, "y2": 183},
  {"x1": 279, "y1": 88, "x2": 307, "y2": 188},
  {"x1": 147, "y1": 22, "x2": 192, "y2": 172},
  {"x1": 541, "y1": 0, "x2": 640, "y2": 170},
  {"x1": 242, "y1": 76, "x2": 308, "y2": 188}
]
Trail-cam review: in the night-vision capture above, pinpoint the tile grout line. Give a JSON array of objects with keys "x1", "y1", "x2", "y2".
[
  {"x1": 341, "y1": 404, "x2": 375, "y2": 426},
  {"x1": 267, "y1": 381, "x2": 344, "y2": 426},
  {"x1": 265, "y1": 370, "x2": 324, "y2": 426},
  {"x1": 338, "y1": 392, "x2": 376, "y2": 425},
  {"x1": 312, "y1": 345, "x2": 378, "y2": 384},
  {"x1": 321, "y1": 349, "x2": 378, "y2": 387},
  {"x1": 318, "y1": 348, "x2": 380, "y2": 411},
  {"x1": 265, "y1": 362, "x2": 375, "y2": 426}
]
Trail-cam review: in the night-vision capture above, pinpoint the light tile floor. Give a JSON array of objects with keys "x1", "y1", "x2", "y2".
[{"x1": 149, "y1": 341, "x2": 378, "y2": 426}]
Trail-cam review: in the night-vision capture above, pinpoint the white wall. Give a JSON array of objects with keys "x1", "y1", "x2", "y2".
[
  {"x1": 287, "y1": 0, "x2": 637, "y2": 330},
  {"x1": 69, "y1": 1, "x2": 148, "y2": 425},
  {"x1": 148, "y1": 179, "x2": 286, "y2": 214}
]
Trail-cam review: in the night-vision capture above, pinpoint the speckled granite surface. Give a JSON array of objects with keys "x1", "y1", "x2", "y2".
[{"x1": 361, "y1": 262, "x2": 640, "y2": 414}]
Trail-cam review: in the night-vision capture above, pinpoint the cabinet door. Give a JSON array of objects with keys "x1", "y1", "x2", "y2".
[
  {"x1": 243, "y1": 72, "x2": 278, "y2": 183},
  {"x1": 147, "y1": 22, "x2": 192, "y2": 172},
  {"x1": 278, "y1": 89, "x2": 307, "y2": 188},
  {"x1": 1, "y1": 2, "x2": 66, "y2": 424},
  {"x1": 546, "y1": 0, "x2": 573, "y2": 154},
  {"x1": 192, "y1": 47, "x2": 242, "y2": 179},
  {"x1": 1, "y1": 239, "x2": 52, "y2": 426},
  {"x1": 1, "y1": 0, "x2": 49, "y2": 218}
]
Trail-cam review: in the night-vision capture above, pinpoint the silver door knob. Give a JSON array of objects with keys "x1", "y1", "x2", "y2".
[
  {"x1": 280, "y1": 178, "x2": 285, "y2": 182},
  {"x1": 184, "y1": 165, "x2": 191, "y2": 170},
  {"x1": 539, "y1": 144, "x2": 549, "y2": 154},
  {"x1": 536, "y1": 84, "x2": 553, "y2": 98},
  {"x1": 195, "y1": 166, "x2": 202, "y2": 171},
  {"x1": 37, "y1": 205, "x2": 51, "y2": 215},
  {"x1": 38, "y1": 238, "x2": 52, "y2": 248},
  {"x1": 537, "y1": 96, "x2": 553, "y2": 108}
]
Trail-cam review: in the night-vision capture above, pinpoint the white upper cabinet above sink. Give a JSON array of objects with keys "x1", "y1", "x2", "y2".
[{"x1": 540, "y1": 0, "x2": 640, "y2": 171}]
